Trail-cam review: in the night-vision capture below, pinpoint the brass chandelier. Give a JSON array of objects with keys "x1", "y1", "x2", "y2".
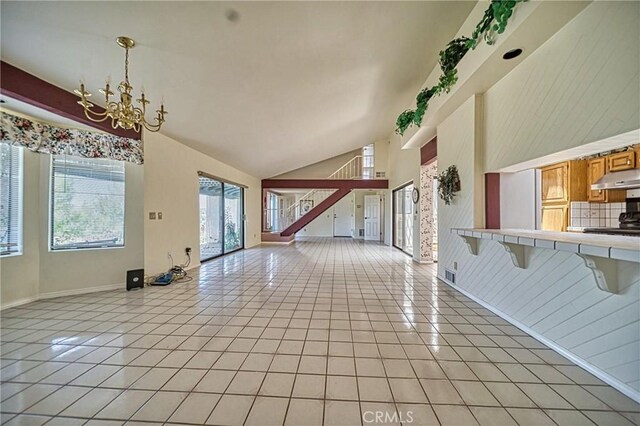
[{"x1": 75, "y1": 36, "x2": 167, "y2": 133}]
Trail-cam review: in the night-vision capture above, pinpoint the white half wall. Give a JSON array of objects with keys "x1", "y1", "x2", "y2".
[{"x1": 435, "y1": 2, "x2": 640, "y2": 399}]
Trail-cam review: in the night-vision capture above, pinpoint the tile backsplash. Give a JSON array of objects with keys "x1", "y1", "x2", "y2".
[{"x1": 570, "y1": 202, "x2": 626, "y2": 228}]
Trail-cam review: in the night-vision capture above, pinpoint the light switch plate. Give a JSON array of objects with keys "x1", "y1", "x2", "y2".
[
  {"x1": 158, "y1": 212, "x2": 163, "y2": 220},
  {"x1": 149, "y1": 212, "x2": 156, "y2": 220}
]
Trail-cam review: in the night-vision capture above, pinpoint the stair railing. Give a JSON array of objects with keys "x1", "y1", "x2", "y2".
[{"x1": 328, "y1": 155, "x2": 363, "y2": 180}]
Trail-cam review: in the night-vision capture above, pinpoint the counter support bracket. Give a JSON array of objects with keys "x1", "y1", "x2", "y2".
[
  {"x1": 576, "y1": 254, "x2": 618, "y2": 294},
  {"x1": 459, "y1": 235, "x2": 478, "y2": 256},
  {"x1": 498, "y1": 242, "x2": 526, "y2": 269}
]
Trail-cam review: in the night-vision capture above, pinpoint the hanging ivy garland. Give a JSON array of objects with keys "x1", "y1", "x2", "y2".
[
  {"x1": 395, "y1": 0, "x2": 527, "y2": 136},
  {"x1": 437, "y1": 165, "x2": 461, "y2": 205}
]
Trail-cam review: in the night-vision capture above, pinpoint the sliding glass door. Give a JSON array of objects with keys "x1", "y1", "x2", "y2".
[
  {"x1": 393, "y1": 183, "x2": 414, "y2": 255},
  {"x1": 199, "y1": 176, "x2": 244, "y2": 262},
  {"x1": 223, "y1": 183, "x2": 243, "y2": 253}
]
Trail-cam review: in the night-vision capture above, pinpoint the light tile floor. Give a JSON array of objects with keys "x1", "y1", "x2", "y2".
[{"x1": 1, "y1": 238, "x2": 639, "y2": 425}]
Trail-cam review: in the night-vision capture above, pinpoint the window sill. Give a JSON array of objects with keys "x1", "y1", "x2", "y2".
[
  {"x1": 49, "y1": 246, "x2": 125, "y2": 253},
  {"x1": 0, "y1": 252, "x2": 23, "y2": 259}
]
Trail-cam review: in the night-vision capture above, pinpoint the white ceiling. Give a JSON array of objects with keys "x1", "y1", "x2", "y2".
[{"x1": 1, "y1": 1, "x2": 475, "y2": 178}]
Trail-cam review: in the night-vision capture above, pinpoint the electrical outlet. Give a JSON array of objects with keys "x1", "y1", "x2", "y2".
[
  {"x1": 185, "y1": 247, "x2": 192, "y2": 254},
  {"x1": 149, "y1": 212, "x2": 156, "y2": 220},
  {"x1": 167, "y1": 251, "x2": 172, "y2": 259},
  {"x1": 157, "y1": 212, "x2": 163, "y2": 220}
]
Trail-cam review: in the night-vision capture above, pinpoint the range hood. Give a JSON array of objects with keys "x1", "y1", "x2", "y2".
[{"x1": 591, "y1": 169, "x2": 640, "y2": 190}]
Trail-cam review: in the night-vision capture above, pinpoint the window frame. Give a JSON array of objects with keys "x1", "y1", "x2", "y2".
[
  {"x1": 0, "y1": 144, "x2": 24, "y2": 257},
  {"x1": 49, "y1": 155, "x2": 126, "y2": 252}
]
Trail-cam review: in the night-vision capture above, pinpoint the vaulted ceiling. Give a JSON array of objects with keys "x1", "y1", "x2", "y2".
[{"x1": 1, "y1": 1, "x2": 475, "y2": 177}]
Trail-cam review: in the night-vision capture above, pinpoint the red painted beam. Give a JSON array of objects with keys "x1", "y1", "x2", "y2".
[
  {"x1": 485, "y1": 173, "x2": 500, "y2": 229},
  {"x1": 0, "y1": 61, "x2": 141, "y2": 140},
  {"x1": 280, "y1": 188, "x2": 351, "y2": 237},
  {"x1": 262, "y1": 179, "x2": 388, "y2": 190},
  {"x1": 421, "y1": 136, "x2": 437, "y2": 165}
]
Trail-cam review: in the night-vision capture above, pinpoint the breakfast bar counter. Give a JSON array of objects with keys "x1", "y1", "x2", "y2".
[{"x1": 450, "y1": 228, "x2": 640, "y2": 293}]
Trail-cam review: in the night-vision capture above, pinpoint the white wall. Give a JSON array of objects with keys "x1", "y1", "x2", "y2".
[
  {"x1": 143, "y1": 131, "x2": 261, "y2": 275},
  {"x1": 437, "y1": 95, "x2": 484, "y2": 277},
  {"x1": 435, "y1": 1, "x2": 640, "y2": 399},
  {"x1": 296, "y1": 192, "x2": 355, "y2": 237},
  {"x1": 272, "y1": 149, "x2": 360, "y2": 179},
  {"x1": 1, "y1": 148, "x2": 145, "y2": 308},
  {"x1": 1, "y1": 149, "x2": 40, "y2": 307},
  {"x1": 386, "y1": 136, "x2": 422, "y2": 259},
  {"x1": 500, "y1": 169, "x2": 537, "y2": 229},
  {"x1": 484, "y1": 1, "x2": 639, "y2": 172}
]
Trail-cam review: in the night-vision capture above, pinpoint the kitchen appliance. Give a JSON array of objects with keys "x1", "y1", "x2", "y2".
[
  {"x1": 591, "y1": 168, "x2": 640, "y2": 190},
  {"x1": 584, "y1": 191, "x2": 640, "y2": 236}
]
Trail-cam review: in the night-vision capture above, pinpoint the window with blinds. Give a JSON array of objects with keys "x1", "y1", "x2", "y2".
[
  {"x1": 0, "y1": 144, "x2": 23, "y2": 256},
  {"x1": 50, "y1": 155, "x2": 125, "y2": 250}
]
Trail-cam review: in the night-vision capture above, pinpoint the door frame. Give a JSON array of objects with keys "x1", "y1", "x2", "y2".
[
  {"x1": 392, "y1": 181, "x2": 414, "y2": 255},
  {"x1": 200, "y1": 179, "x2": 245, "y2": 263},
  {"x1": 364, "y1": 194, "x2": 382, "y2": 241}
]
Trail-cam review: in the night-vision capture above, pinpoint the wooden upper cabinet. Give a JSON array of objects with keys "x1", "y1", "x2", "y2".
[
  {"x1": 541, "y1": 163, "x2": 568, "y2": 203},
  {"x1": 587, "y1": 158, "x2": 607, "y2": 202},
  {"x1": 541, "y1": 160, "x2": 587, "y2": 204},
  {"x1": 608, "y1": 151, "x2": 635, "y2": 172},
  {"x1": 635, "y1": 145, "x2": 640, "y2": 168}
]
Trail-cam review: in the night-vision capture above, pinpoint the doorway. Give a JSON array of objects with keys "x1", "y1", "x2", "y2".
[
  {"x1": 364, "y1": 195, "x2": 381, "y2": 241},
  {"x1": 199, "y1": 175, "x2": 244, "y2": 262},
  {"x1": 333, "y1": 194, "x2": 353, "y2": 237},
  {"x1": 393, "y1": 182, "x2": 414, "y2": 255}
]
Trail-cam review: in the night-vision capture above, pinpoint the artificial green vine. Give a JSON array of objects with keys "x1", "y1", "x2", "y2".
[
  {"x1": 395, "y1": 110, "x2": 415, "y2": 136},
  {"x1": 395, "y1": 0, "x2": 527, "y2": 136},
  {"x1": 438, "y1": 37, "x2": 470, "y2": 94},
  {"x1": 437, "y1": 165, "x2": 461, "y2": 205}
]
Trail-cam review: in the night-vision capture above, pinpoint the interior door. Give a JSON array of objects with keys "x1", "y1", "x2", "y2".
[
  {"x1": 333, "y1": 194, "x2": 353, "y2": 237},
  {"x1": 364, "y1": 195, "x2": 380, "y2": 241}
]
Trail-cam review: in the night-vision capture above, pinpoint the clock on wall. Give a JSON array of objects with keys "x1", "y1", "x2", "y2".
[{"x1": 412, "y1": 188, "x2": 420, "y2": 204}]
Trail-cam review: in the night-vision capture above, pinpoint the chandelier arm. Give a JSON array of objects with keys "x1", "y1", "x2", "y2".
[{"x1": 83, "y1": 109, "x2": 111, "y2": 123}]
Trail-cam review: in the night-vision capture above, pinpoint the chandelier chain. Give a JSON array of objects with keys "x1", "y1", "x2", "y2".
[{"x1": 124, "y1": 47, "x2": 130, "y2": 84}]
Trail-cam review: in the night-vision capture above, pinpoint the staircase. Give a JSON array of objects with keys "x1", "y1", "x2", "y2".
[{"x1": 262, "y1": 155, "x2": 388, "y2": 242}]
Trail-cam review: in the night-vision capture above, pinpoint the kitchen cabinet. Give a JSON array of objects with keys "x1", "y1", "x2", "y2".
[
  {"x1": 541, "y1": 204, "x2": 568, "y2": 232},
  {"x1": 540, "y1": 160, "x2": 587, "y2": 232},
  {"x1": 587, "y1": 158, "x2": 625, "y2": 203},
  {"x1": 541, "y1": 163, "x2": 568, "y2": 203},
  {"x1": 608, "y1": 151, "x2": 635, "y2": 172},
  {"x1": 541, "y1": 160, "x2": 588, "y2": 204},
  {"x1": 635, "y1": 145, "x2": 640, "y2": 168}
]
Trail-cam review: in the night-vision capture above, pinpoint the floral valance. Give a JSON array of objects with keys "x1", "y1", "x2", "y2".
[{"x1": 0, "y1": 111, "x2": 144, "y2": 164}]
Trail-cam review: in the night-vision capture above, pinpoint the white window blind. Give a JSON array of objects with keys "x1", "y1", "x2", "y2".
[
  {"x1": 51, "y1": 155, "x2": 125, "y2": 250},
  {"x1": 0, "y1": 144, "x2": 23, "y2": 256}
]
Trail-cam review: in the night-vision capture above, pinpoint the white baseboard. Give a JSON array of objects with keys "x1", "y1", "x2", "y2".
[
  {"x1": 1, "y1": 283, "x2": 124, "y2": 311},
  {"x1": 0, "y1": 296, "x2": 39, "y2": 310},
  {"x1": 260, "y1": 240, "x2": 294, "y2": 245},
  {"x1": 437, "y1": 274, "x2": 640, "y2": 404},
  {"x1": 39, "y1": 283, "x2": 124, "y2": 300}
]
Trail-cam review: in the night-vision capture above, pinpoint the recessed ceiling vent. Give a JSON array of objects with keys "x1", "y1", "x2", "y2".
[{"x1": 503, "y1": 48, "x2": 523, "y2": 60}]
